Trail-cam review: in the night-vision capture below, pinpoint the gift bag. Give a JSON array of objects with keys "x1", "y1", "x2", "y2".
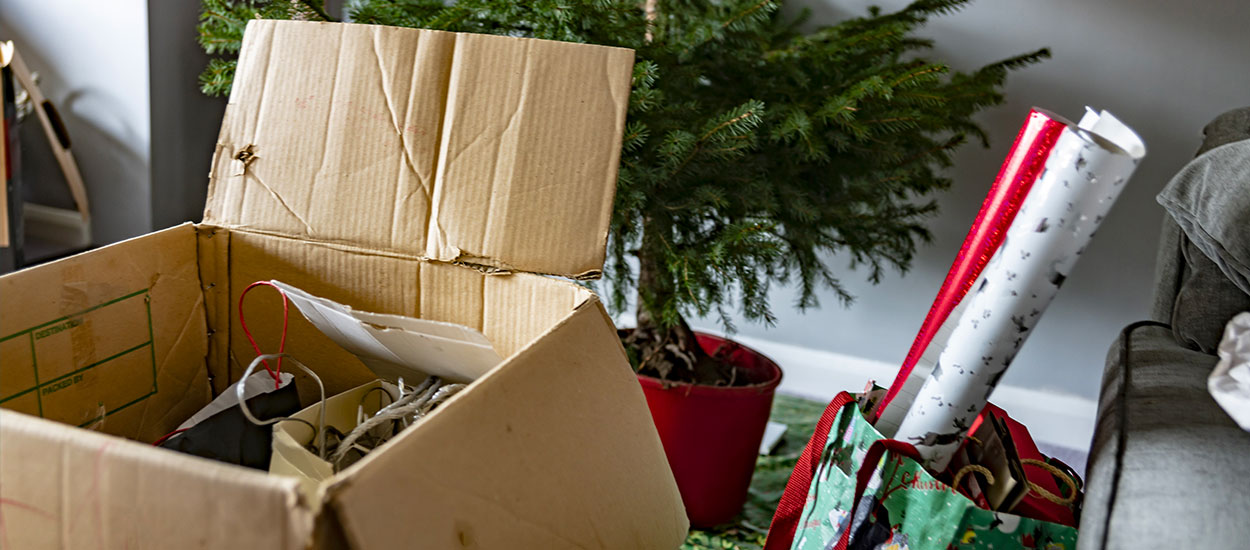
[
  {"x1": 768, "y1": 392, "x2": 1076, "y2": 550},
  {"x1": 765, "y1": 108, "x2": 1142, "y2": 550}
]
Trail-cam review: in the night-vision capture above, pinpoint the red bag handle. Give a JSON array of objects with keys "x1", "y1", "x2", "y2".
[
  {"x1": 765, "y1": 392, "x2": 857, "y2": 550},
  {"x1": 832, "y1": 440, "x2": 924, "y2": 550},
  {"x1": 765, "y1": 427, "x2": 921, "y2": 550}
]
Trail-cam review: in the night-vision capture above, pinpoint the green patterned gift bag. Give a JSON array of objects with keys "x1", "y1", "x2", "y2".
[{"x1": 765, "y1": 392, "x2": 1077, "y2": 550}]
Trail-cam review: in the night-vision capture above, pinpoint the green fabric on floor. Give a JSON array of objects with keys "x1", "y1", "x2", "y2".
[{"x1": 682, "y1": 394, "x2": 826, "y2": 550}]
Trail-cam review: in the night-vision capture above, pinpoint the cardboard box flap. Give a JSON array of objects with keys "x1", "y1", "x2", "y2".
[
  {"x1": 324, "y1": 298, "x2": 688, "y2": 549},
  {"x1": 204, "y1": 20, "x2": 633, "y2": 279},
  {"x1": 0, "y1": 410, "x2": 314, "y2": 550}
]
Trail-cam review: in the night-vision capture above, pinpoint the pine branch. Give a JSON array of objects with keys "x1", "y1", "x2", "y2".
[
  {"x1": 722, "y1": 0, "x2": 775, "y2": 30},
  {"x1": 195, "y1": 0, "x2": 1047, "y2": 336},
  {"x1": 296, "y1": 0, "x2": 337, "y2": 22},
  {"x1": 666, "y1": 100, "x2": 764, "y2": 179},
  {"x1": 199, "y1": 58, "x2": 237, "y2": 96}
]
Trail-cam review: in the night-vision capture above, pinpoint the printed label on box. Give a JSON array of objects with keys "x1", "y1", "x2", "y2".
[{"x1": 0, "y1": 288, "x2": 156, "y2": 426}]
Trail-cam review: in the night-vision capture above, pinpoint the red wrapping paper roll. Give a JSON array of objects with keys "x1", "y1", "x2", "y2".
[{"x1": 871, "y1": 109, "x2": 1067, "y2": 424}]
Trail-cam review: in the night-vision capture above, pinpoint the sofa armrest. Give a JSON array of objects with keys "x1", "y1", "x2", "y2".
[{"x1": 1079, "y1": 322, "x2": 1250, "y2": 549}]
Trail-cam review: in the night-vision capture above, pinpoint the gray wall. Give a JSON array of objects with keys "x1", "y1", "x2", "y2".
[
  {"x1": 0, "y1": 0, "x2": 152, "y2": 245},
  {"x1": 693, "y1": 0, "x2": 1250, "y2": 399},
  {"x1": 0, "y1": 1, "x2": 225, "y2": 245},
  {"x1": 148, "y1": 1, "x2": 227, "y2": 229},
  {"x1": 6, "y1": 1, "x2": 1248, "y2": 400}
]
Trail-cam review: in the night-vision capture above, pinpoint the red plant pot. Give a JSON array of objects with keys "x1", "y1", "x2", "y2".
[{"x1": 637, "y1": 332, "x2": 783, "y2": 528}]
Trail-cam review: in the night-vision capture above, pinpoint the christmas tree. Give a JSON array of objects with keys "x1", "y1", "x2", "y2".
[{"x1": 198, "y1": 0, "x2": 1046, "y2": 386}]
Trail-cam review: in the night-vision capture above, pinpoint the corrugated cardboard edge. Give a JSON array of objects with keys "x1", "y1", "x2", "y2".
[
  {"x1": 196, "y1": 224, "x2": 234, "y2": 396},
  {"x1": 321, "y1": 294, "x2": 689, "y2": 549},
  {"x1": 203, "y1": 21, "x2": 633, "y2": 280},
  {"x1": 0, "y1": 48, "x2": 8, "y2": 248},
  {"x1": 0, "y1": 410, "x2": 314, "y2": 549}
]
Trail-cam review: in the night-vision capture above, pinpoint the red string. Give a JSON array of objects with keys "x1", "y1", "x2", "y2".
[
  {"x1": 238, "y1": 281, "x2": 291, "y2": 389},
  {"x1": 152, "y1": 281, "x2": 291, "y2": 445},
  {"x1": 152, "y1": 428, "x2": 189, "y2": 447}
]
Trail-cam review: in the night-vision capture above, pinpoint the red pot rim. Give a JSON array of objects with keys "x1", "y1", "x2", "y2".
[{"x1": 635, "y1": 333, "x2": 783, "y2": 397}]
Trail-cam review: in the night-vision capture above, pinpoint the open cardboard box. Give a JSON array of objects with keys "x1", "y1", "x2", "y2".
[{"x1": 0, "y1": 20, "x2": 687, "y2": 549}]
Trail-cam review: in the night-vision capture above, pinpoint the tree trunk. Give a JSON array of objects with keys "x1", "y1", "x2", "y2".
[{"x1": 626, "y1": 220, "x2": 739, "y2": 386}]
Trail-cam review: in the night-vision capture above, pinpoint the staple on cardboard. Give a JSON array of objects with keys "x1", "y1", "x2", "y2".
[{"x1": 234, "y1": 144, "x2": 258, "y2": 168}]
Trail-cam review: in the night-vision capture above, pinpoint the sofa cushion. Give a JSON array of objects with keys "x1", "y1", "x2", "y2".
[
  {"x1": 1196, "y1": 107, "x2": 1250, "y2": 156},
  {"x1": 1156, "y1": 138, "x2": 1250, "y2": 352},
  {"x1": 1157, "y1": 139, "x2": 1250, "y2": 297},
  {"x1": 1170, "y1": 235, "x2": 1250, "y2": 353},
  {"x1": 1079, "y1": 324, "x2": 1250, "y2": 549},
  {"x1": 1150, "y1": 107, "x2": 1250, "y2": 328}
]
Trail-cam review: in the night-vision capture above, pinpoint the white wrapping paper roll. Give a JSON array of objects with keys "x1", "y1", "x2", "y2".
[{"x1": 894, "y1": 109, "x2": 1146, "y2": 470}]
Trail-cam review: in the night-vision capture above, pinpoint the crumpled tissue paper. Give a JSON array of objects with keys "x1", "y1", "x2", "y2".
[{"x1": 1209, "y1": 312, "x2": 1250, "y2": 431}]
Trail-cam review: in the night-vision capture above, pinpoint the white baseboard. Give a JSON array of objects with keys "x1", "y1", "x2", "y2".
[
  {"x1": 715, "y1": 332, "x2": 1098, "y2": 452},
  {"x1": 612, "y1": 311, "x2": 1098, "y2": 451}
]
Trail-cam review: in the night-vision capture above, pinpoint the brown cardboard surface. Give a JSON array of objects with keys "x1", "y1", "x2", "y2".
[
  {"x1": 225, "y1": 229, "x2": 417, "y2": 403},
  {"x1": 0, "y1": 20, "x2": 687, "y2": 550},
  {"x1": 216, "y1": 231, "x2": 685, "y2": 548},
  {"x1": 204, "y1": 21, "x2": 632, "y2": 279},
  {"x1": 328, "y1": 299, "x2": 687, "y2": 549},
  {"x1": 221, "y1": 229, "x2": 593, "y2": 408},
  {"x1": 425, "y1": 32, "x2": 632, "y2": 277},
  {"x1": 0, "y1": 410, "x2": 311, "y2": 550},
  {"x1": 196, "y1": 224, "x2": 233, "y2": 395},
  {"x1": 203, "y1": 21, "x2": 452, "y2": 253},
  {"x1": 0, "y1": 224, "x2": 208, "y2": 442},
  {"x1": 1, "y1": 224, "x2": 687, "y2": 549}
]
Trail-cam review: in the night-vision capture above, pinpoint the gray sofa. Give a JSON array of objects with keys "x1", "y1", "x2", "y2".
[{"x1": 1079, "y1": 108, "x2": 1250, "y2": 548}]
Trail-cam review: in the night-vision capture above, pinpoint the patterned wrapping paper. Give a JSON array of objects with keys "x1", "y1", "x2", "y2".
[
  {"x1": 893, "y1": 109, "x2": 1146, "y2": 470},
  {"x1": 874, "y1": 108, "x2": 1068, "y2": 436}
]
